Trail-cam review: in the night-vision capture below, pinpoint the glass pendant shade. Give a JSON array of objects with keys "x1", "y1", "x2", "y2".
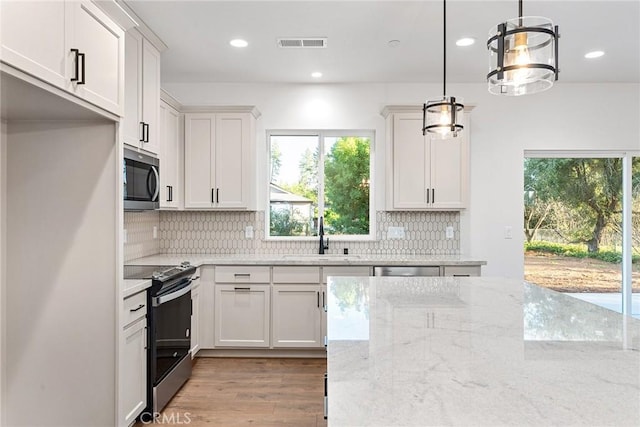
[
  {"x1": 487, "y1": 16, "x2": 559, "y2": 96},
  {"x1": 423, "y1": 96, "x2": 464, "y2": 139}
]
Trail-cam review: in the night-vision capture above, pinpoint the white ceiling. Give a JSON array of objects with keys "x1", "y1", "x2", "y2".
[{"x1": 125, "y1": 0, "x2": 640, "y2": 85}]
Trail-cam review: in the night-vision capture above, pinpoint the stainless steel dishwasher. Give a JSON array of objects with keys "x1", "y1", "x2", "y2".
[{"x1": 373, "y1": 266, "x2": 440, "y2": 277}]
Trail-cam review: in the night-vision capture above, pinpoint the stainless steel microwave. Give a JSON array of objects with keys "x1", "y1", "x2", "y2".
[{"x1": 124, "y1": 148, "x2": 159, "y2": 211}]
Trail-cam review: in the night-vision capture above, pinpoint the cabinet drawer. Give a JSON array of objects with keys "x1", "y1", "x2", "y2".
[
  {"x1": 215, "y1": 266, "x2": 270, "y2": 283},
  {"x1": 123, "y1": 290, "x2": 147, "y2": 326},
  {"x1": 273, "y1": 266, "x2": 320, "y2": 284},
  {"x1": 322, "y1": 266, "x2": 371, "y2": 283},
  {"x1": 443, "y1": 265, "x2": 481, "y2": 277}
]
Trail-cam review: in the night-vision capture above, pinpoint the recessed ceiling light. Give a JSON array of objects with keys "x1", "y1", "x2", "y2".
[
  {"x1": 585, "y1": 50, "x2": 605, "y2": 59},
  {"x1": 229, "y1": 39, "x2": 248, "y2": 48},
  {"x1": 311, "y1": 72, "x2": 323, "y2": 78},
  {"x1": 456, "y1": 37, "x2": 475, "y2": 47}
]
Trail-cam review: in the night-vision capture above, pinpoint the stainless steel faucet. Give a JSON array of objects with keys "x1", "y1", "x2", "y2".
[{"x1": 318, "y1": 216, "x2": 329, "y2": 254}]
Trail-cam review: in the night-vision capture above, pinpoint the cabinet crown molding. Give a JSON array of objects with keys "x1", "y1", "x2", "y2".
[
  {"x1": 93, "y1": 0, "x2": 138, "y2": 30},
  {"x1": 181, "y1": 105, "x2": 261, "y2": 119},
  {"x1": 160, "y1": 89, "x2": 182, "y2": 111}
]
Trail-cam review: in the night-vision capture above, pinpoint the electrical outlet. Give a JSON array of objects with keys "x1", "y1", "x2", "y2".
[
  {"x1": 245, "y1": 226, "x2": 254, "y2": 239},
  {"x1": 446, "y1": 226, "x2": 454, "y2": 239},
  {"x1": 387, "y1": 226, "x2": 405, "y2": 239},
  {"x1": 153, "y1": 226, "x2": 158, "y2": 239},
  {"x1": 504, "y1": 226, "x2": 513, "y2": 239}
]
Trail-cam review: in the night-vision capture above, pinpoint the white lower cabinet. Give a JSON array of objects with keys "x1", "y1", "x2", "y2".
[
  {"x1": 214, "y1": 284, "x2": 270, "y2": 348},
  {"x1": 119, "y1": 291, "x2": 147, "y2": 427},
  {"x1": 272, "y1": 285, "x2": 323, "y2": 348},
  {"x1": 272, "y1": 266, "x2": 323, "y2": 348},
  {"x1": 190, "y1": 269, "x2": 201, "y2": 357},
  {"x1": 199, "y1": 266, "x2": 215, "y2": 349}
]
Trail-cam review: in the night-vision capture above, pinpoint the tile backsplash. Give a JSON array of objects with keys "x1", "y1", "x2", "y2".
[
  {"x1": 125, "y1": 210, "x2": 460, "y2": 260},
  {"x1": 124, "y1": 211, "x2": 160, "y2": 261},
  {"x1": 148, "y1": 210, "x2": 460, "y2": 256}
]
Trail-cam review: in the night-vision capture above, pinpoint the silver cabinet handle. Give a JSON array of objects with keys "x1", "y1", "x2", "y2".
[
  {"x1": 432, "y1": 188, "x2": 435, "y2": 203},
  {"x1": 234, "y1": 273, "x2": 251, "y2": 279},
  {"x1": 234, "y1": 287, "x2": 251, "y2": 291},
  {"x1": 426, "y1": 187, "x2": 430, "y2": 203}
]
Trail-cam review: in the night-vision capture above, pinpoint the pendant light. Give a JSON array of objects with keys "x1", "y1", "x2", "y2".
[
  {"x1": 487, "y1": 0, "x2": 559, "y2": 96},
  {"x1": 422, "y1": 0, "x2": 463, "y2": 138}
]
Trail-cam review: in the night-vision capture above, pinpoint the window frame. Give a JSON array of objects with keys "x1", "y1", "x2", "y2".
[{"x1": 265, "y1": 129, "x2": 376, "y2": 241}]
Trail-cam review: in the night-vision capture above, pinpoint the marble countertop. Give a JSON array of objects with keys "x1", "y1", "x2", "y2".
[
  {"x1": 327, "y1": 276, "x2": 640, "y2": 426},
  {"x1": 124, "y1": 253, "x2": 486, "y2": 267}
]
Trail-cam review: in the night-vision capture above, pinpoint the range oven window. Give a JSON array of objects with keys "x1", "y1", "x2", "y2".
[{"x1": 152, "y1": 284, "x2": 191, "y2": 384}]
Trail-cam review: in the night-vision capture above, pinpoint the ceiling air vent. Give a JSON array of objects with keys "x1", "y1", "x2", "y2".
[{"x1": 277, "y1": 37, "x2": 327, "y2": 48}]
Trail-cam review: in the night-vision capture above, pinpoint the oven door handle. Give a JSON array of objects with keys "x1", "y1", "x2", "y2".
[{"x1": 154, "y1": 281, "x2": 192, "y2": 306}]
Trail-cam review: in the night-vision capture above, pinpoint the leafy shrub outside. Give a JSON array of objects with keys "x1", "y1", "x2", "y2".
[{"x1": 525, "y1": 241, "x2": 639, "y2": 264}]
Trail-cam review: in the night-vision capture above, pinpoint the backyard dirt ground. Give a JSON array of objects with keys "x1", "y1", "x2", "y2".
[{"x1": 524, "y1": 252, "x2": 640, "y2": 293}]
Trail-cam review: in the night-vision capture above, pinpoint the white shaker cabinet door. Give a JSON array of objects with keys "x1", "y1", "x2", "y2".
[
  {"x1": 123, "y1": 29, "x2": 143, "y2": 147},
  {"x1": 214, "y1": 113, "x2": 249, "y2": 209},
  {"x1": 120, "y1": 318, "x2": 147, "y2": 426},
  {"x1": 185, "y1": 113, "x2": 215, "y2": 208},
  {"x1": 0, "y1": 0, "x2": 68, "y2": 89},
  {"x1": 67, "y1": 0, "x2": 124, "y2": 115},
  {"x1": 392, "y1": 114, "x2": 429, "y2": 209},
  {"x1": 159, "y1": 101, "x2": 182, "y2": 209},
  {"x1": 214, "y1": 284, "x2": 270, "y2": 348},
  {"x1": 141, "y1": 39, "x2": 161, "y2": 154},
  {"x1": 429, "y1": 136, "x2": 467, "y2": 209},
  {"x1": 190, "y1": 281, "x2": 201, "y2": 357},
  {"x1": 272, "y1": 285, "x2": 323, "y2": 348}
]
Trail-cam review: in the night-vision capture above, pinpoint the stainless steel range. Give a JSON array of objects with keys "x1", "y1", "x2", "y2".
[{"x1": 124, "y1": 262, "x2": 196, "y2": 419}]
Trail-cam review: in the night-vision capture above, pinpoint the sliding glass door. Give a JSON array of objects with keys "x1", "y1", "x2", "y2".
[{"x1": 524, "y1": 152, "x2": 639, "y2": 317}]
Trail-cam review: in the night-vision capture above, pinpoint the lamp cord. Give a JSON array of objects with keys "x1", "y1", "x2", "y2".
[
  {"x1": 519, "y1": 0, "x2": 523, "y2": 17},
  {"x1": 443, "y1": 0, "x2": 446, "y2": 98},
  {"x1": 518, "y1": 0, "x2": 523, "y2": 26}
]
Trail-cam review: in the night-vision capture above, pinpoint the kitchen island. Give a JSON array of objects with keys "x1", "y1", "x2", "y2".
[{"x1": 326, "y1": 276, "x2": 640, "y2": 426}]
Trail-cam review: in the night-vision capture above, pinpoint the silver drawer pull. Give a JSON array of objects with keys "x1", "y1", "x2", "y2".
[
  {"x1": 234, "y1": 287, "x2": 251, "y2": 291},
  {"x1": 234, "y1": 273, "x2": 251, "y2": 278},
  {"x1": 129, "y1": 303, "x2": 145, "y2": 312}
]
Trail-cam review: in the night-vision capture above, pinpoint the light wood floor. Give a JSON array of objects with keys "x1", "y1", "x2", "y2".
[{"x1": 152, "y1": 358, "x2": 328, "y2": 426}]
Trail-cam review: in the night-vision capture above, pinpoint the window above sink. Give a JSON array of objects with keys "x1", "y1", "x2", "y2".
[{"x1": 267, "y1": 130, "x2": 375, "y2": 240}]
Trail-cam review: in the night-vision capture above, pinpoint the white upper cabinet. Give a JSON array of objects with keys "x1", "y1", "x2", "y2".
[
  {"x1": 159, "y1": 99, "x2": 183, "y2": 209},
  {"x1": 1, "y1": 1, "x2": 68, "y2": 89},
  {"x1": 1, "y1": 0, "x2": 125, "y2": 116},
  {"x1": 385, "y1": 107, "x2": 469, "y2": 210},
  {"x1": 184, "y1": 110, "x2": 258, "y2": 210},
  {"x1": 67, "y1": 1, "x2": 124, "y2": 115},
  {"x1": 123, "y1": 28, "x2": 161, "y2": 154}
]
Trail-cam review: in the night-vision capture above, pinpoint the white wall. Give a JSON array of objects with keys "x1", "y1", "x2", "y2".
[
  {"x1": 0, "y1": 119, "x2": 5, "y2": 427},
  {"x1": 5, "y1": 120, "x2": 117, "y2": 426},
  {"x1": 164, "y1": 81, "x2": 640, "y2": 277}
]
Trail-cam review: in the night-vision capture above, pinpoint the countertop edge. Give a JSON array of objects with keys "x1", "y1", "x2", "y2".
[
  {"x1": 122, "y1": 278, "x2": 152, "y2": 298},
  {"x1": 124, "y1": 254, "x2": 487, "y2": 267}
]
